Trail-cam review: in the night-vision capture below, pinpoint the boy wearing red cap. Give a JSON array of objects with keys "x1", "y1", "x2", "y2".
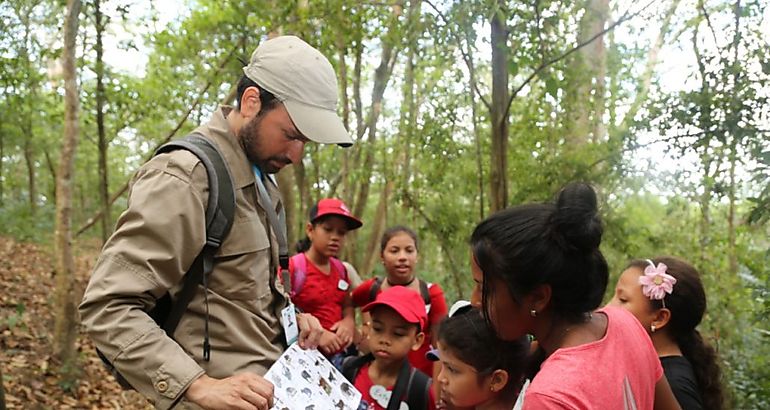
[
  {"x1": 290, "y1": 198, "x2": 363, "y2": 360},
  {"x1": 343, "y1": 286, "x2": 436, "y2": 410}
]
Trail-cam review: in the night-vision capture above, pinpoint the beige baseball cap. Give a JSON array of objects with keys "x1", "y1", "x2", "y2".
[{"x1": 243, "y1": 36, "x2": 353, "y2": 146}]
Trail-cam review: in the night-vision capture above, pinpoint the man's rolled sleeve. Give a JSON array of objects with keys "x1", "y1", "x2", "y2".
[{"x1": 79, "y1": 152, "x2": 208, "y2": 408}]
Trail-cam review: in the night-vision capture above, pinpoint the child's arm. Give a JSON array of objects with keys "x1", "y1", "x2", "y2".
[
  {"x1": 319, "y1": 329, "x2": 343, "y2": 356},
  {"x1": 331, "y1": 292, "x2": 356, "y2": 346}
]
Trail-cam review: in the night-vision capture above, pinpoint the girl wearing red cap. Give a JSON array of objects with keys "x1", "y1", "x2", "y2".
[
  {"x1": 352, "y1": 226, "x2": 448, "y2": 384},
  {"x1": 290, "y1": 198, "x2": 363, "y2": 363}
]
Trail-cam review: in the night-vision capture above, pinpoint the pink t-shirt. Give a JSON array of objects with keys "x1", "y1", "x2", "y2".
[{"x1": 523, "y1": 306, "x2": 663, "y2": 410}]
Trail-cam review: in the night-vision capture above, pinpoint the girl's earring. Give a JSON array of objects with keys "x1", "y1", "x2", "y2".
[
  {"x1": 530, "y1": 309, "x2": 537, "y2": 318},
  {"x1": 650, "y1": 324, "x2": 656, "y2": 333}
]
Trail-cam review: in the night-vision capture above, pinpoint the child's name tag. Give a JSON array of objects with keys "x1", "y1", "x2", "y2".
[
  {"x1": 338, "y1": 279, "x2": 349, "y2": 291},
  {"x1": 280, "y1": 303, "x2": 299, "y2": 345}
]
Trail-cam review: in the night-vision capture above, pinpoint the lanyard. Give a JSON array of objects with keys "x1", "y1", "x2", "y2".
[{"x1": 252, "y1": 165, "x2": 291, "y2": 292}]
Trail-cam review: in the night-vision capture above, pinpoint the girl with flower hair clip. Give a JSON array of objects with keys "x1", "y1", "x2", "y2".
[{"x1": 610, "y1": 256, "x2": 725, "y2": 410}]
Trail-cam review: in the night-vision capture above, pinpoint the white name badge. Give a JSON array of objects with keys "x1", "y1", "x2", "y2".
[
  {"x1": 338, "y1": 279, "x2": 349, "y2": 291},
  {"x1": 280, "y1": 303, "x2": 299, "y2": 345}
]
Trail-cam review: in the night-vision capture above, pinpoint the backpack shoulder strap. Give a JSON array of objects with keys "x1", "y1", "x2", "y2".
[
  {"x1": 418, "y1": 279, "x2": 431, "y2": 305},
  {"x1": 329, "y1": 257, "x2": 347, "y2": 282},
  {"x1": 290, "y1": 253, "x2": 307, "y2": 298},
  {"x1": 154, "y1": 133, "x2": 235, "y2": 342},
  {"x1": 369, "y1": 276, "x2": 383, "y2": 302},
  {"x1": 387, "y1": 360, "x2": 413, "y2": 410},
  {"x1": 406, "y1": 368, "x2": 432, "y2": 410},
  {"x1": 341, "y1": 353, "x2": 374, "y2": 383}
]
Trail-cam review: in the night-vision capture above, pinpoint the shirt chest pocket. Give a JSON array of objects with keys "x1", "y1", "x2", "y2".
[{"x1": 210, "y1": 217, "x2": 273, "y2": 300}]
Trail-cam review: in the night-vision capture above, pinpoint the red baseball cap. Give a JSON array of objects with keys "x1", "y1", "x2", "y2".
[
  {"x1": 363, "y1": 286, "x2": 427, "y2": 330},
  {"x1": 309, "y1": 198, "x2": 363, "y2": 230}
]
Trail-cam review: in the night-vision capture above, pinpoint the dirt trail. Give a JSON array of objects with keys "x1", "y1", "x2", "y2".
[{"x1": 0, "y1": 236, "x2": 151, "y2": 409}]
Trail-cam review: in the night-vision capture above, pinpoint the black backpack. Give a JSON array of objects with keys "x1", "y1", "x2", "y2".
[
  {"x1": 96, "y1": 133, "x2": 235, "y2": 390},
  {"x1": 369, "y1": 276, "x2": 432, "y2": 306},
  {"x1": 342, "y1": 354, "x2": 432, "y2": 410}
]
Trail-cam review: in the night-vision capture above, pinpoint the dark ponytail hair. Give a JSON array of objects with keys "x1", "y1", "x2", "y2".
[
  {"x1": 295, "y1": 237, "x2": 311, "y2": 253},
  {"x1": 470, "y1": 182, "x2": 609, "y2": 324},
  {"x1": 438, "y1": 309, "x2": 529, "y2": 400},
  {"x1": 627, "y1": 257, "x2": 725, "y2": 410}
]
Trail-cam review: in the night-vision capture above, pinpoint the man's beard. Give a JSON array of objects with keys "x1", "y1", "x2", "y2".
[{"x1": 238, "y1": 113, "x2": 292, "y2": 174}]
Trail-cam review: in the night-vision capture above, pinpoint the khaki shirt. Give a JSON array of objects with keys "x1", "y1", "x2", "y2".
[{"x1": 79, "y1": 106, "x2": 289, "y2": 409}]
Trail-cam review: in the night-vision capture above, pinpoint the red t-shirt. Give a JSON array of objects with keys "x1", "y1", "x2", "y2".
[
  {"x1": 354, "y1": 362, "x2": 436, "y2": 410},
  {"x1": 523, "y1": 306, "x2": 663, "y2": 410},
  {"x1": 289, "y1": 254, "x2": 349, "y2": 331},
  {"x1": 352, "y1": 278, "x2": 448, "y2": 376}
]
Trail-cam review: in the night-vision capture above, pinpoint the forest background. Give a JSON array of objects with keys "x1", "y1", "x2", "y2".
[{"x1": 0, "y1": 0, "x2": 768, "y2": 408}]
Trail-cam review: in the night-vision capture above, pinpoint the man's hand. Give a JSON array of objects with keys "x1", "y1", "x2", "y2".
[
  {"x1": 296, "y1": 312, "x2": 322, "y2": 349},
  {"x1": 185, "y1": 373, "x2": 273, "y2": 410},
  {"x1": 330, "y1": 316, "x2": 355, "y2": 347}
]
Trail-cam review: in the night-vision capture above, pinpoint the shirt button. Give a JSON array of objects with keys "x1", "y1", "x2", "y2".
[{"x1": 156, "y1": 380, "x2": 169, "y2": 392}]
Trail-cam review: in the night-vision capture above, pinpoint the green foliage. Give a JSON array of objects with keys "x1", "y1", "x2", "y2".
[{"x1": 0, "y1": 0, "x2": 768, "y2": 403}]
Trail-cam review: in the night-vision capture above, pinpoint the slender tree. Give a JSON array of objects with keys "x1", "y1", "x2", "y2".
[
  {"x1": 94, "y1": 0, "x2": 110, "y2": 243},
  {"x1": 489, "y1": 0, "x2": 509, "y2": 212},
  {"x1": 53, "y1": 0, "x2": 82, "y2": 384}
]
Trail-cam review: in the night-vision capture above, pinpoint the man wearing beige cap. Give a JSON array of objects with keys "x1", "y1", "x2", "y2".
[{"x1": 79, "y1": 36, "x2": 352, "y2": 410}]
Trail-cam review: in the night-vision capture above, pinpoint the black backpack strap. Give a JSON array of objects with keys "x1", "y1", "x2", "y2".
[
  {"x1": 341, "y1": 353, "x2": 374, "y2": 382},
  {"x1": 387, "y1": 360, "x2": 413, "y2": 410},
  {"x1": 418, "y1": 279, "x2": 431, "y2": 305},
  {"x1": 155, "y1": 133, "x2": 235, "y2": 361},
  {"x1": 406, "y1": 368, "x2": 431, "y2": 410},
  {"x1": 369, "y1": 276, "x2": 383, "y2": 302}
]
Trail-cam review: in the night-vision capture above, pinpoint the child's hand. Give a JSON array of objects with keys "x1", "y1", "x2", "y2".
[
  {"x1": 319, "y1": 329, "x2": 343, "y2": 355},
  {"x1": 331, "y1": 317, "x2": 355, "y2": 347}
]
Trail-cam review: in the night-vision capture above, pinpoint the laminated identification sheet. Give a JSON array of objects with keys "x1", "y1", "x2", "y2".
[{"x1": 265, "y1": 343, "x2": 362, "y2": 410}]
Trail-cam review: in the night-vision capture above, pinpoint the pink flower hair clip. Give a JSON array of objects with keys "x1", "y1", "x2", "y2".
[{"x1": 638, "y1": 260, "x2": 677, "y2": 308}]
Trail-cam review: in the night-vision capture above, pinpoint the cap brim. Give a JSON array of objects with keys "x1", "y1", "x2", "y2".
[
  {"x1": 312, "y1": 212, "x2": 363, "y2": 230},
  {"x1": 425, "y1": 348, "x2": 440, "y2": 361},
  {"x1": 284, "y1": 99, "x2": 353, "y2": 146},
  {"x1": 448, "y1": 300, "x2": 473, "y2": 317}
]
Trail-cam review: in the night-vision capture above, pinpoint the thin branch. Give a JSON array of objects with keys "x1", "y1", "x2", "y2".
[
  {"x1": 401, "y1": 190, "x2": 466, "y2": 299},
  {"x1": 588, "y1": 128, "x2": 770, "y2": 169},
  {"x1": 503, "y1": 0, "x2": 661, "y2": 123},
  {"x1": 423, "y1": 0, "x2": 492, "y2": 110},
  {"x1": 75, "y1": 40, "x2": 242, "y2": 237}
]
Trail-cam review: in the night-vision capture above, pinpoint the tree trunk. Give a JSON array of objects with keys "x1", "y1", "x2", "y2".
[
  {"x1": 0, "y1": 362, "x2": 5, "y2": 410},
  {"x1": 53, "y1": 0, "x2": 82, "y2": 383},
  {"x1": 727, "y1": 0, "x2": 741, "y2": 277},
  {"x1": 361, "y1": 180, "x2": 393, "y2": 277},
  {"x1": 350, "y1": 35, "x2": 399, "y2": 219},
  {"x1": 489, "y1": 1, "x2": 509, "y2": 212},
  {"x1": 276, "y1": 167, "x2": 298, "y2": 252},
  {"x1": 43, "y1": 149, "x2": 57, "y2": 202},
  {"x1": 346, "y1": 12, "x2": 401, "y2": 267},
  {"x1": 565, "y1": 0, "x2": 609, "y2": 144},
  {"x1": 0, "y1": 132, "x2": 4, "y2": 207},
  {"x1": 615, "y1": 0, "x2": 680, "y2": 138},
  {"x1": 23, "y1": 138, "x2": 37, "y2": 213},
  {"x1": 95, "y1": 0, "x2": 110, "y2": 243},
  {"x1": 589, "y1": 0, "x2": 608, "y2": 141},
  {"x1": 21, "y1": 6, "x2": 37, "y2": 214},
  {"x1": 397, "y1": 0, "x2": 421, "y2": 200},
  {"x1": 727, "y1": 140, "x2": 738, "y2": 276}
]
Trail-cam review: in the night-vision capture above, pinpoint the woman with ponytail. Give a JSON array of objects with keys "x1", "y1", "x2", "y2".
[
  {"x1": 469, "y1": 182, "x2": 680, "y2": 409},
  {"x1": 610, "y1": 257, "x2": 724, "y2": 409}
]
